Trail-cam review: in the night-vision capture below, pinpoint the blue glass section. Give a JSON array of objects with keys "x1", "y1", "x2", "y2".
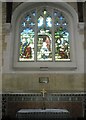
[
  {"x1": 30, "y1": 22, "x2": 35, "y2": 26},
  {"x1": 22, "y1": 22, "x2": 26, "y2": 27},
  {"x1": 21, "y1": 28, "x2": 34, "y2": 36},
  {"x1": 26, "y1": 16, "x2": 31, "y2": 21},
  {"x1": 23, "y1": 28, "x2": 31, "y2": 33},
  {"x1": 38, "y1": 16, "x2": 44, "y2": 27},
  {"x1": 46, "y1": 17, "x2": 52, "y2": 27},
  {"x1": 63, "y1": 32, "x2": 69, "y2": 39},
  {"x1": 59, "y1": 16, "x2": 63, "y2": 20}
]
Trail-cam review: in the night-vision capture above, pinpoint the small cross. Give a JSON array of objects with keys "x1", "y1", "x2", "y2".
[{"x1": 41, "y1": 88, "x2": 46, "y2": 98}]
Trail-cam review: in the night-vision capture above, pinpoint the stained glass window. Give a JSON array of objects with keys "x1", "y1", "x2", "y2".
[
  {"x1": 19, "y1": 7, "x2": 70, "y2": 62},
  {"x1": 19, "y1": 11, "x2": 35, "y2": 61},
  {"x1": 54, "y1": 10, "x2": 70, "y2": 61}
]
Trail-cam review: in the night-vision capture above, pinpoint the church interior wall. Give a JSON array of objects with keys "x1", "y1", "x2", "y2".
[
  {"x1": 2, "y1": 2, "x2": 84, "y2": 93},
  {"x1": 2, "y1": 73, "x2": 84, "y2": 93},
  {"x1": 1, "y1": 2, "x2": 85, "y2": 119}
]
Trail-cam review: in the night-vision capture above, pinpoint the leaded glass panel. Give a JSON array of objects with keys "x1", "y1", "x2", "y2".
[
  {"x1": 54, "y1": 10, "x2": 70, "y2": 61},
  {"x1": 19, "y1": 11, "x2": 35, "y2": 61},
  {"x1": 37, "y1": 7, "x2": 52, "y2": 61},
  {"x1": 37, "y1": 29, "x2": 52, "y2": 61}
]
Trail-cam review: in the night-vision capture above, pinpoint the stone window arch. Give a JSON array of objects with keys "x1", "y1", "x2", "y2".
[{"x1": 8, "y1": 2, "x2": 78, "y2": 72}]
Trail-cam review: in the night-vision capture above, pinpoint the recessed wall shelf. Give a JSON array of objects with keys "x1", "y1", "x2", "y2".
[{"x1": 39, "y1": 77, "x2": 49, "y2": 83}]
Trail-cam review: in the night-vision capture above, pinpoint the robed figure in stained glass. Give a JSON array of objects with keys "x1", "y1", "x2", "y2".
[{"x1": 40, "y1": 35, "x2": 51, "y2": 59}]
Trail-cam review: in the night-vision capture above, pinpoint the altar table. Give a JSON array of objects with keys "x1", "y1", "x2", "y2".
[{"x1": 16, "y1": 109, "x2": 70, "y2": 119}]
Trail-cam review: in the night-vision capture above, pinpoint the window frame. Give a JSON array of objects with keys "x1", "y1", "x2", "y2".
[
  {"x1": 12, "y1": 2, "x2": 77, "y2": 71},
  {"x1": 19, "y1": 6, "x2": 71, "y2": 62}
]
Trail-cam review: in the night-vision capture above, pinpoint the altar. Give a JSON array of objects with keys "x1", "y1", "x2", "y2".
[{"x1": 16, "y1": 109, "x2": 70, "y2": 119}]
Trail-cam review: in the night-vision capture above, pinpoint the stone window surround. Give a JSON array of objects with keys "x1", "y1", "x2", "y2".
[{"x1": 3, "y1": 2, "x2": 84, "y2": 73}]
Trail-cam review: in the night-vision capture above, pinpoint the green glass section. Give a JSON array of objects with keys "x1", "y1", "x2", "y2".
[
  {"x1": 55, "y1": 29, "x2": 70, "y2": 61},
  {"x1": 54, "y1": 10, "x2": 70, "y2": 61}
]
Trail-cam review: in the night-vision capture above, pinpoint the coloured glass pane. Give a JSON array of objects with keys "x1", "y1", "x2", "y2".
[
  {"x1": 37, "y1": 8, "x2": 52, "y2": 61},
  {"x1": 37, "y1": 29, "x2": 52, "y2": 61},
  {"x1": 19, "y1": 10, "x2": 36, "y2": 61},
  {"x1": 19, "y1": 28, "x2": 35, "y2": 61},
  {"x1": 38, "y1": 16, "x2": 44, "y2": 27},
  {"x1": 46, "y1": 17, "x2": 52, "y2": 27},
  {"x1": 54, "y1": 10, "x2": 70, "y2": 61}
]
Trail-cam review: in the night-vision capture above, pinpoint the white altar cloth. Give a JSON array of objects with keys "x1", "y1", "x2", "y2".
[{"x1": 17, "y1": 109, "x2": 69, "y2": 113}]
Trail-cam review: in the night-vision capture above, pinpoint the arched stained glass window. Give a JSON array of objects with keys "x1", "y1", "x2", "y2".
[{"x1": 19, "y1": 6, "x2": 70, "y2": 62}]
